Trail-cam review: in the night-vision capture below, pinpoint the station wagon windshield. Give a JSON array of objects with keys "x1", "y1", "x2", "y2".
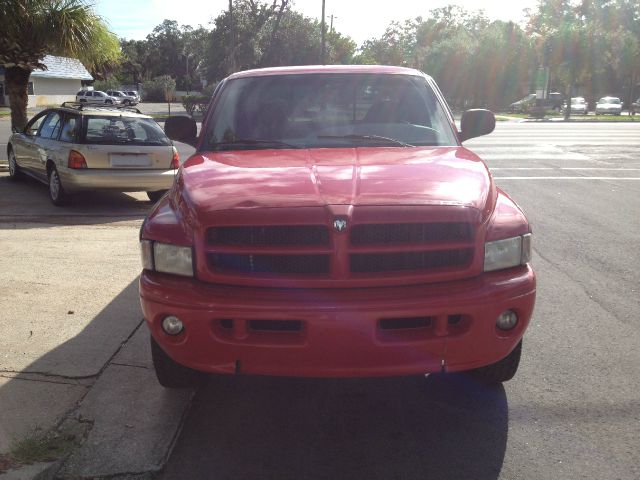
[
  {"x1": 83, "y1": 116, "x2": 171, "y2": 146},
  {"x1": 204, "y1": 73, "x2": 457, "y2": 150}
]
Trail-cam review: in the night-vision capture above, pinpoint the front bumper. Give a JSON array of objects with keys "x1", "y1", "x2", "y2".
[
  {"x1": 59, "y1": 168, "x2": 176, "y2": 192},
  {"x1": 140, "y1": 265, "x2": 536, "y2": 377}
]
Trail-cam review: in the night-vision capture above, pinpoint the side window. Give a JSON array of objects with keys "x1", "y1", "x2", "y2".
[
  {"x1": 39, "y1": 112, "x2": 62, "y2": 139},
  {"x1": 25, "y1": 113, "x2": 47, "y2": 136},
  {"x1": 59, "y1": 116, "x2": 78, "y2": 143},
  {"x1": 85, "y1": 91, "x2": 93, "y2": 97}
]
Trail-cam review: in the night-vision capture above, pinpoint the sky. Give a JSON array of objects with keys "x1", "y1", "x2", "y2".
[{"x1": 95, "y1": 0, "x2": 538, "y2": 46}]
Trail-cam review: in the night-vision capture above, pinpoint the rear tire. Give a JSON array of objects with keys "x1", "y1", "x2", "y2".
[
  {"x1": 150, "y1": 335, "x2": 205, "y2": 389},
  {"x1": 8, "y1": 148, "x2": 22, "y2": 180},
  {"x1": 48, "y1": 165, "x2": 69, "y2": 206},
  {"x1": 468, "y1": 340, "x2": 522, "y2": 384},
  {"x1": 147, "y1": 190, "x2": 167, "y2": 203}
]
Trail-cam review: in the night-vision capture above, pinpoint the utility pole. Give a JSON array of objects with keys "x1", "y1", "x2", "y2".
[
  {"x1": 320, "y1": 0, "x2": 326, "y2": 65},
  {"x1": 229, "y1": 0, "x2": 236, "y2": 72},
  {"x1": 329, "y1": 14, "x2": 336, "y2": 33}
]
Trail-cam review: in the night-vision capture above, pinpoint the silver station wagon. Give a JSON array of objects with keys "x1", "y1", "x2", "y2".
[{"x1": 7, "y1": 103, "x2": 179, "y2": 205}]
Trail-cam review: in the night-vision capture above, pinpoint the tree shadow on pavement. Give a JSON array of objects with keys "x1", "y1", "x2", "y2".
[{"x1": 162, "y1": 373, "x2": 508, "y2": 480}]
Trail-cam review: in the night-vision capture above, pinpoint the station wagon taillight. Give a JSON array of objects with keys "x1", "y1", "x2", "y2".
[
  {"x1": 170, "y1": 148, "x2": 180, "y2": 169},
  {"x1": 68, "y1": 150, "x2": 87, "y2": 169}
]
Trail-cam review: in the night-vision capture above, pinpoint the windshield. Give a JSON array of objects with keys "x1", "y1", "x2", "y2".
[
  {"x1": 203, "y1": 73, "x2": 457, "y2": 151},
  {"x1": 571, "y1": 98, "x2": 585, "y2": 104},
  {"x1": 599, "y1": 97, "x2": 620, "y2": 104},
  {"x1": 83, "y1": 116, "x2": 171, "y2": 145}
]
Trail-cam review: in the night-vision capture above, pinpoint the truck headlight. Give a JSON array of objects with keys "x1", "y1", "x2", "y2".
[
  {"x1": 484, "y1": 234, "x2": 531, "y2": 272},
  {"x1": 140, "y1": 240, "x2": 194, "y2": 277}
]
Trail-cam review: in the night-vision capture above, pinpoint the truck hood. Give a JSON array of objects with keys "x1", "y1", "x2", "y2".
[{"x1": 178, "y1": 146, "x2": 493, "y2": 213}]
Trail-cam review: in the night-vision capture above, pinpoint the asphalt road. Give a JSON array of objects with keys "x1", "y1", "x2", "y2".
[{"x1": 158, "y1": 122, "x2": 640, "y2": 480}]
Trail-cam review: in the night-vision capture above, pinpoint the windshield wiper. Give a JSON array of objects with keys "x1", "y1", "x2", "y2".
[
  {"x1": 210, "y1": 138, "x2": 301, "y2": 150},
  {"x1": 317, "y1": 134, "x2": 414, "y2": 147}
]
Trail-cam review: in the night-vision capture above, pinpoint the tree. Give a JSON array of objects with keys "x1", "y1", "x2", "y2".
[{"x1": 0, "y1": 0, "x2": 120, "y2": 130}]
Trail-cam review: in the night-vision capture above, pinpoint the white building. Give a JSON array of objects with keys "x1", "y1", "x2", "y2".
[{"x1": 0, "y1": 55, "x2": 93, "y2": 108}]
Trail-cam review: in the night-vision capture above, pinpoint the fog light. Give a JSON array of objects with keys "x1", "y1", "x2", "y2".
[
  {"x1": 496, "y1": 310, "x2": 518, "y2": 330},
  {"x1": 162, "y1": 315, "x2": 184, "y2": 335}
]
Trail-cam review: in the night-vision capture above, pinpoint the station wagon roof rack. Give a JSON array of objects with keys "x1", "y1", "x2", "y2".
[{"x1": 60, "y1": 102, "x2": 143, "y2": 114}]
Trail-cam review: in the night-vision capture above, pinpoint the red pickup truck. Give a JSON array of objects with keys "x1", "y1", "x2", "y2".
[{"x1": 139, "y1": 65, "x2": 536, "y2": 388}]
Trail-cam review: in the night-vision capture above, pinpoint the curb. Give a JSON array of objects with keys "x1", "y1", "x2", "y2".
[{"x1": 27, "y1": 325, "x2": 194, "y2": 480}]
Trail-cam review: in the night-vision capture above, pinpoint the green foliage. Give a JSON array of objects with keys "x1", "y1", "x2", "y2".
[
  {"x1": 0, "y1": 0, "x2": 120, "y2": 72},
  {"x1": 110, "y1": 0, "x2": 640, "y2": 112},
  {"x1": 0, "y1": 0, "x2": 120, "y2": 130},
  {"x1": 182, "y1": 94, "x2": 211, "y2": 116},
  {"x1": 94, "y1": 78, "x2": 122, "y2": 92},
  {"x1": 142, "y1": 75, "x2": 177, "y2": 102},
  {"x1": 204, "y1": 0, "x2": 356, "y2": 82},
  {"x1": 10, "y1": 429, "x2": 79, "y2": 465}
]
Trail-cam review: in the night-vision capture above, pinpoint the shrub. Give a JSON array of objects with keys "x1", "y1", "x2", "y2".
[
  {"x1": 142, "y1": 75, "x2": 177, "y2": 102},
  {"x1": 182, "y1": 94, "x2": 211, "y2": 117}
]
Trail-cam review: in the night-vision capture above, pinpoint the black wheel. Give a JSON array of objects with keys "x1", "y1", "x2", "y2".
[
  {"x1": 147, "y1": 190, "x2": 168, "y2": 203},
  {"x1": 8, "y1": 148, "x2": 23, "y2": 180},
  {"x1": 106, "y1": 99, "x2": 113, "y2": 105},
  {"x1": 123, "y1": 99, "x2": 131, "y2": 105},
  {"x1": 468, "y1": 340, "x2": 522, "y2": 384},
  {"x1": 48, "y1": 165, "x2": 69, "y2": 206},
  {"x1": 150, "y1": 335, "x2": 204, "y2": 389}
]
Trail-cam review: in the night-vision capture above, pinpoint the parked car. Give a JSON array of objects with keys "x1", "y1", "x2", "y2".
[
  {"x1": 595, "y1": 96, "x2": 623, "y2": 115},
  {"x1": 106, "y1": 90, "x2": 138, "y2": 105},
  {"x1": 562, "y1": 97, "x2": 588, "y2": 115},
  {"x1": 630, "y1": 97, "x2": 640, "y2": 115},
  {"x1": 508, "y1": 94, "x2": 536, "y2": 113},
  {"x1": 508, "y1": 92, "x2": 563, "y2": 113},
  {"x1": 140, "y1": 65, "x2": 536, "y2": 388},
  {"x1": 7, "y1": 104, "x2": 179, "y2": 205},
  {"x1": 75, "y1": 90, "x2": 118, "y2": 105},
  {"x1": 125, "y1": 91, "x2": 141, "y2": 104}
]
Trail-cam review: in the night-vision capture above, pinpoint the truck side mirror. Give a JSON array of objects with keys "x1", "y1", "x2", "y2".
[
  {"x1": 460, "y1": 109, "x2": 496, "y2": 142},
  {"x1": 165, "y1": 116, "x2": 198, "y2": 147}
]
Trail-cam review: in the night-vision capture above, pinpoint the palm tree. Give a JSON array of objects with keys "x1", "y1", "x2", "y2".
[{"x1": 0, "y1": 0, "x2": 119, "y2": 131}]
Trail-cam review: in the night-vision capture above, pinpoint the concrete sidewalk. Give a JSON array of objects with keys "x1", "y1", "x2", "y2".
[{"x1": 0, "y1": 174, "x2": 195, "y2": 479}]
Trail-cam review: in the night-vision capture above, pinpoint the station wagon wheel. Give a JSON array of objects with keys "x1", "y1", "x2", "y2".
[
  {"x1": 48, "y1": 165, "x2": 69, "y2": 206},
  {"x1": 8, "y1": 148, "x2": 22, "y2": 180}
]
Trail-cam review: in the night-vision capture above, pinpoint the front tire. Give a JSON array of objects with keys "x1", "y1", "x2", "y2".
[
  {"x1": 8, "y1": 148, "x2": 22, "y2": 180},
  {"x1": 468, "y1": 340, "x2": 522, "y2": 384},
  {"x1": 150, "y1": 335, "x2": 204, "y2": 389},
  {"x1": 48, "y1": 165, "x2": 69, "y2": 206}
]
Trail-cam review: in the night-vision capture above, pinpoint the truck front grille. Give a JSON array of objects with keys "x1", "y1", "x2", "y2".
[
  {"x1": 350, "y1": 222, "x2": 472, "y2": 245},
  {"x1": 208, "y1": 225, "x2": 329, "y2": 246},
  {"x1": 201, "y1": 215, "x2": 478, "y2": 286},
  {"x1": 209, "y1": 253, "x2": 330, "y2": 275},
  {"x1": 351, "y1": 249, "x2": 473, "y2": 273}
]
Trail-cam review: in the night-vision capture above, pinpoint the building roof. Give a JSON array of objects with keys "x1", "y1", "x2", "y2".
[{"x1": 29, "y1": 55, "x2": 93, "y2": 81}]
